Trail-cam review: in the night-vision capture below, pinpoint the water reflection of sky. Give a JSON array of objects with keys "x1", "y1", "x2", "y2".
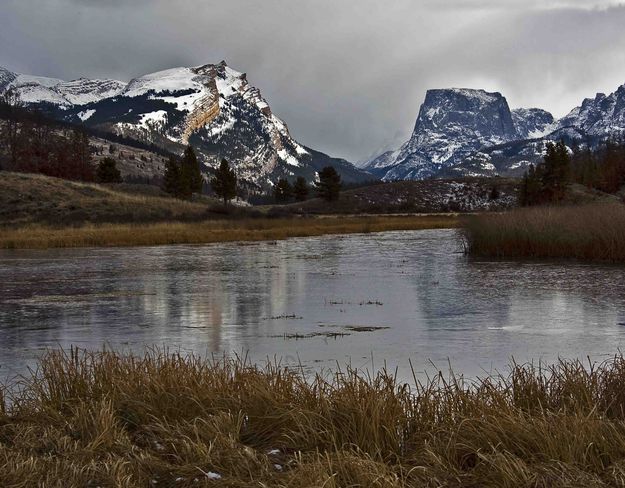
[{"x1": 1, "y1": 229, "x2": 625, "y2": 382}]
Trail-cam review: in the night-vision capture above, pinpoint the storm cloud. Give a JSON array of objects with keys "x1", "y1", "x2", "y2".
[{"x1": 1, "y1": 0, "x2": 625, "y2": 161}]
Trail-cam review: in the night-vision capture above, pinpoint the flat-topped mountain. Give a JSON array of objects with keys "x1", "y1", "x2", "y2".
[{"x1": 366, "y1": 88, "x2": 519, "y2": 180}]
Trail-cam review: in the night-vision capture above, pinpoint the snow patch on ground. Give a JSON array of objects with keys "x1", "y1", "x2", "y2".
[
  {"x1": 77, "y1": 109, "x2": 96, "y2": 121},
  {"x1": 150, "y1": 91, "x2": 204, "y2": 112},
  {"x1": 206, "y1": 117, "x2": 235, "y2": 137},
  {"x1": 137, "y1": 110, "x2": 168, "y2": 129},
  {"x1": 278, "y1": 149, "x2": 301, "y2": 167},
  {"x1": 215, "y1": 66, "x2": 245, "y2": 97},
  {"x1": 124, "y1": 67, "x2": 199, "y2": 97}
]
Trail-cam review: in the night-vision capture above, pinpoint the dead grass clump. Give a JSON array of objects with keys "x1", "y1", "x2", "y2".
[
  {"x1": 5, "y1": 349, "x2": 625, "y2": 485},
  {"x1": 462, "y1": 203, "x2": 625, "y2": 262}
]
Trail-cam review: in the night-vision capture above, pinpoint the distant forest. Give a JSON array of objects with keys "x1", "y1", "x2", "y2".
[
  {"x1": 520, "y1": 139, "x2": 625, "y2": 206},
  {"x1": 0, "y1": 92, "x2": 177, "y2": 181}
]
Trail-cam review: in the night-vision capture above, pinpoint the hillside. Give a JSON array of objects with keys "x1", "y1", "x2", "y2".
[
  {"x1": 0, "y1": 172, "x2": 214, "y2": 226},
  {"x1": 279, "y1": 178, "x2": 520, "y2": 214}
]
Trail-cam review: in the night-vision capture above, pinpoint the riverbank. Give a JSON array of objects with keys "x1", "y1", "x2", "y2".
[
  {"x1": 462, "y1": 202, "x2": 625, "y2": 262},
  {"x1": 3, "y1": 349, "x2": 625, "y2": 486},
  {"x1": 0, "y1": 214, "x2": 459, "y2": 249}
]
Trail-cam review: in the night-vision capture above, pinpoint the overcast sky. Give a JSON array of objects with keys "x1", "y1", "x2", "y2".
[{"x1": 2, "y1": 0, "x2": 625, "y2": 161}]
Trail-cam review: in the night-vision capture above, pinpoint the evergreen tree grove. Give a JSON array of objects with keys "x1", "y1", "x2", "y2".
[
  {"x1": 162, "y1": 146, "x2": 203, "y2": 199},
  {"x1": 519, "y1": 140, "x2": 571, "y2": 206}
]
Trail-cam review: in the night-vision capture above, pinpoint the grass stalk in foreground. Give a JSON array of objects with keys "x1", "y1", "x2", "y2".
[
  {"x1": 4, "y1": 348, "x2": 625, "y2": 486},
  {"x1": 462, "y1": 202, "x2": 625, "y2": 262},
  {"x1": 0, "y1": 215, "x2": 458, "y2": 249}
]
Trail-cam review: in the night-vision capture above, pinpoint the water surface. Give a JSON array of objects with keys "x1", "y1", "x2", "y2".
[{"x1": 1, "y1": 229, "x2": 625, "y2": 381}]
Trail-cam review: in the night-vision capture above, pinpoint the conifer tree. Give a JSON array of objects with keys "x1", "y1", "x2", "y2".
[
  {"x1": 163, "y1": 156, "x2": 182, "y2": 197},
  {"x1": 542, "y1": 140, "x2": 570, "y2": 201},
  {"x1": 293, "y1": 176, "x2": 309, "y2": 201},
  {"x1": 315, "y1": 166, "x2": 341, "y2": 202},
  {"x1": 273, "y1": 178, "x2": 293, "y2": 203},
  {"x1": 96, "y1": 157, "x2": 122, "y2": 183},
  {"x1": 210, "y1": 159, "x2": 237, "y2": 205},
  {"x1": 179, "y1": 146, "x2": 203, "y2": 198}
]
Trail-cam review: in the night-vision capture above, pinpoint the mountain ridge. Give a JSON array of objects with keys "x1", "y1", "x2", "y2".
[
  {"x1": 0, "y1": 62, "x2": 374, "y2": 190},
  {"x1": 365, "y1": 83, "x2": 625, "y2": 180}
]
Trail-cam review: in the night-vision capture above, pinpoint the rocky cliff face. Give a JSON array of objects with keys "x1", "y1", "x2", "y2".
[
  {"x1": 558, "y1": 85, "x2": 625, "y2": 138},
  {"x1": 0, "y1": 63, "x2": 372, "y2": 190},
  {"x1": 365, "y1": 88, "x2": 519, "y2": 180},
  {"x1": 367, "y1": 82, "x2": 625, "y2": 181},
  {"x1": 511, "y1": 108, "x2": 556, "y2": 139}
]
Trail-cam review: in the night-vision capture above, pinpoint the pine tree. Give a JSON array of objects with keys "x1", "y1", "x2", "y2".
[
  {"x1": 179, "y1": 146, "x2": 203, "y2": 198},
  {"x1": 210, "y1": 159, "x2": 237, "y2": 205},
  {"x1": 293, "y1": 176, "x2": 309, "y2": 201},
  {"x1": 96, "y1": 157, "x2": 122, "y2": 183},
  {"x1": 315, "y1": 166, "x2": 341, "y2": 202},
  {"x1": 542, "y1": 140, "x2": 570, "y2": 201},
  {"x1": 274, "y1": 178, "x2": 293, "y2": 203},
  {"x1": 163, "y1": 156, "x2": 182, "y2": 197},
  {"x1": 69, "y1": 129, "x2": 94, "y2": 181}
]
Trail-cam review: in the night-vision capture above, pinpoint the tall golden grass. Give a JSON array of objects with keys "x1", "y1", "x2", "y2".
[
  {"x1": 4, "y1": 348, "x2": 625, "y2": 486},
  {"x1": 462, "y1": 203, "x2": 625, "y2": 262},
  {"x1": 0, "y1": 215, "x2": 458, "y2": 249}
]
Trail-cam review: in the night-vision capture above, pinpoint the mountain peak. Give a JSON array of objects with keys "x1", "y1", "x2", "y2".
[{"x1": 0, "y1": 63, "x2": 371, "y2": 190}]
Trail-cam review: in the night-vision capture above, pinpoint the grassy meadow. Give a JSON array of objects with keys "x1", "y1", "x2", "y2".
[
  {"x1": 462, "y1": 203, "x2": 625, "y2": 262},
  {"x1": 4, "y1": 349, "x2": 625, "y2": 486}
]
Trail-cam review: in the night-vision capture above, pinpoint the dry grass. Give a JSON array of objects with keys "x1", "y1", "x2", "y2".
[
  {"x1": 0, "y1": 215, "x2": 459, "y2": 249},
  {"x1": 0, "y1": 172, "x2": 211, "y2": 226},
  {"x1": 462, "y1": 203, "x2": 625, "y2": 262},
  {"x1": 4, "y1": 349, "x2": 625, "y2": 486}
]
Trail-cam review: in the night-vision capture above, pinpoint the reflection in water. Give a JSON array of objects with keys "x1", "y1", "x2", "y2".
[{"x1": 1, "y1": 229, "x2": 625, "y2": 382}]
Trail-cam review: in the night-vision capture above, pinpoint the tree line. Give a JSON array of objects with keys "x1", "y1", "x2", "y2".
[
  {"x1": 0, "y1": 91, "x2": 127, "y2": 184},
  {"x1": 519, "y1": 138, "x2": 625, "y2": 206},
  {"x1": 273, "y1": 166, "x2": 342, "y2": 204}
]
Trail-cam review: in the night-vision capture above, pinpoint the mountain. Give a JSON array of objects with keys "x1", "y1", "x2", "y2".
[
  {"x1": 511, "y1": 108, "x2": 556, "y2": 139},
  {"x1": 557, "y1": 85, "x2": 625, "y2": 138},
  {"x1": 0, "y1": 63, "x2": 373, "y2": 190},
  {"x1": 365, "y1": 88, "x2": 520, "y2": 180},
  {"x1": 366, "y1": 83, "x2": 625, "y2": 181}
]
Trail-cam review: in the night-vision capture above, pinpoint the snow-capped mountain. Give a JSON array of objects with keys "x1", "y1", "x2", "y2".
[
  {"x1": 0, "y1": 63, "x2": 372, "y2": 189},
  {"x1": 0, "y1": 66, "x2": 125, "y2": 106},
  {"x1": 365, "y1": 88, "x2": 520, "y2": 180},
  {"x1": 557, "y1": 85, "x2": 625, "y2": 138},
  {"x1": 511, "y1": 108, "x2": 556, "y2": 139},
  {"x1": 366, "y1": 82, "x2": 625, "y2": 181}
]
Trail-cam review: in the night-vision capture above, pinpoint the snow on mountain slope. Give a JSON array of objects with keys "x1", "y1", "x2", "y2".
[
  {"x1": 0, "y1": 66, "x2": 124, "y2": 106},
  {"x1": 368, "y1": 81, "x2": 625, "y2": 181},
  {"x1": 511, "y1": 108, "x2": 556, "y2": 139},
  {"x1": 558, "y1": 85, "x2": 625, "y2": 137},
  {"x1": 0, "y1": 63, "x2": 372, "y2": 190},
  {"x1": 365, "y1": 88, "x2": 518, "y2": 180}
]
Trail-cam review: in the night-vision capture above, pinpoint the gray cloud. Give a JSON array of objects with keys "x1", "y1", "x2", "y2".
[{"x1": 1, "y1": 0, "x2": 624, "y2": 161}]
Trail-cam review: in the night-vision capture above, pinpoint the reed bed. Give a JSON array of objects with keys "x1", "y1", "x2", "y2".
[
  {"x1": 462, "y1": 203, "x2": 625, "y2": 262},
  {"x1": 0, "y1": 215, "x2": 458, "y2": 249},
  {"x1": 4, "y1": 349, "x2": 625, "y2": 486}
]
